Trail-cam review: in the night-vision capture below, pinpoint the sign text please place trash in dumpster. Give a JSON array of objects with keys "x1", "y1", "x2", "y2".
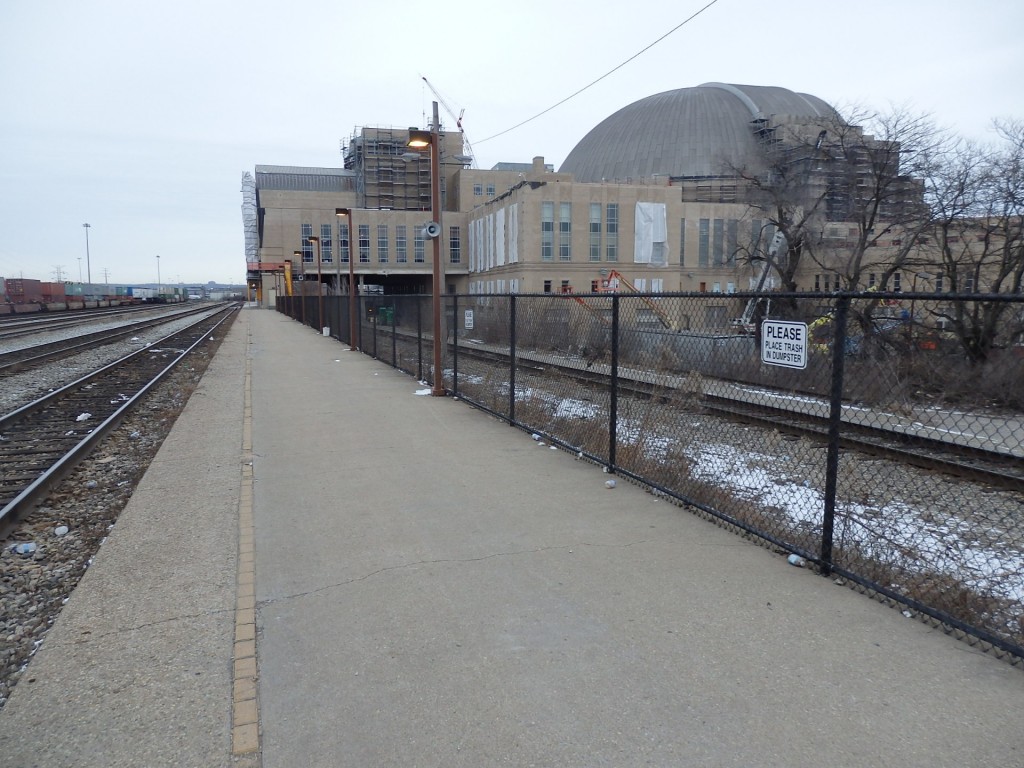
[{"x1": 761, "y1": 320, "x2": 808, "y2": 369}]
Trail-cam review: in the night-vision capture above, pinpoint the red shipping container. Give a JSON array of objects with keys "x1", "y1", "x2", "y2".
[{"x1": 41, "y1": 282, "x2": 67, "y2": 301}]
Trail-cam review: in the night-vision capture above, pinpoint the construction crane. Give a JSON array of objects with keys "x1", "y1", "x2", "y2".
[
  {"x1": 421, "y1": 76, "x2": 477, "y2": 168},
  {"x1": 595, "y1": 270, "x2": 675, "y2": 330}
]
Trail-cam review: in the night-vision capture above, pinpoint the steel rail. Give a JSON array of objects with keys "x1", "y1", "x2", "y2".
[
  {"x1": 0, "y1": 303, "x2": 228, "y2": 374},
  {"x1": 0, "y1": 306, "x2": 238, "y2": 537}
]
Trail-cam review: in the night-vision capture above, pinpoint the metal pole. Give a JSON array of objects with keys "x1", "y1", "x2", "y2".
[
  {"x1": 82, "y1": 223, "x2": 91, "y2": 285},
  {"x1": 609, "y1": 293, "x2": 620, "y2": 472},
  {"x1": 156, "y1": 254, "x2": 161, "y2": 297},
  {"x1": 417, "y1": 295, "x2": 423, "y2": 380},
  {"x1": 336, "y1": 210, "x2": 357, "y2": 350},
  {"x1": 820, "y1": 294, "x2": 850, "y2": 576},
  {"x1": 452, "y1": 294, "x2": 459, "y2": 396},
  {"x1": 309, "y1": 235, "x2": 323, "y2": 332},
  {"x1": 509, "y1": 295, "x2": 517, "y2": 424},
  {"x1": 429, "y1": 101, "x2": 445, "y2": 396}
]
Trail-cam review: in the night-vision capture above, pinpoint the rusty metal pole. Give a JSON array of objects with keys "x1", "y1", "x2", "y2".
[
  {"x1": 336, "y1": 208, "x2": 357, "y2": 349},
  {"x1": 308, "y1": 235, "x2": 323, "y2": 332},
  {"x1": 429, "y1": 102, "x2": 445, "y2": 396}
]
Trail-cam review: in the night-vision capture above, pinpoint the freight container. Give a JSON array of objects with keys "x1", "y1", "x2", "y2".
[
  {"x1": 6, "y1": 278, "x2": 44, "y2": 303},
  {"x1": 41, "y1": 282, "x2": 67, "y2": 301}
]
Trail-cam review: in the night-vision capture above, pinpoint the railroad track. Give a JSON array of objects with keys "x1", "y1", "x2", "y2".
[
  {"x1": 439, "y1": 336, "x2": 1024, "y2": 489},
  {"x1": 0, "y1": 304, "x2": 159, "y2": 339},
  {"x1": 0, "y1": 304, "x2": 238, "y2": 536},
  {"x1": 701, "y1": 394, "x2": 1024, "y2": 492},
  {"x1": 0, "y1": 303, "x2": 228, "y2": 374}
]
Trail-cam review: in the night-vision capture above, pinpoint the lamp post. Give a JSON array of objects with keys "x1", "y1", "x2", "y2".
[
  {"x1": 309, "y1": 235, "x2": 323, "y2": 332},
  {"x1": 335, "y1": 208, "x2": 357, "y2": 350},
  {"x1": 407, "y1": 101, "x2": 445, "y2": 396},
  {"x1": 156, "y1": 254, "x2": 161, "y2": 298},
  {"x1": 293, "y1": 250, "x2": 304, "y2": 326},
  {"x1": 82, "y1": 223, "x2": 92, "y2": 285}
]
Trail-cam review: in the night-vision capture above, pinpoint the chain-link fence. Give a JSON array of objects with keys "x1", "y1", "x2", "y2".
[{"x1": 279, "y1": 289, "x2": 1024, "y2": 662}]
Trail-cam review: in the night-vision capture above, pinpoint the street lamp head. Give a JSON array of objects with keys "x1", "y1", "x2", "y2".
[
  {"x1": 335, "y1": 208, "x2": 350, "y2": 217},
  {"x1": 308, "y1": 236, "x2": 319, "y2": 243},
  {"x1": 400, "y1": 152, "x2": 422, "y2": 163},
  {"x1": 407, "y1": 128, "x2": 432, "y2": 148}
]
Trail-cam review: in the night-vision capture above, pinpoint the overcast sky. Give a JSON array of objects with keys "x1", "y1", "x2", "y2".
[{"x1": 1, "y1": 0, "x2": 1020, "y2": 286}]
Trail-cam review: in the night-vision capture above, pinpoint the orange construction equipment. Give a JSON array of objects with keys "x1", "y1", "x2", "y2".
[{"x1": 594, "y1": 270, "x2": 674, "y2": 330}]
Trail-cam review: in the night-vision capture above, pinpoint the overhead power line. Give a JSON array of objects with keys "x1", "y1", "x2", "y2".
[{"x1": 476, "y1": 0, "x2": 722, "y2": 145}]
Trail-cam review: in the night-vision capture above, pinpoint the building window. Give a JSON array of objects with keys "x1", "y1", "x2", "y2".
[
  {"x1": 652, "y1": 278, "x2": 664, "y2": 293},
  {"x1": 449, "y1": 225, "x2": 461, "y2": 264},
  {"x1": 964, "y1": 275, "x2": 975, "y2": 292},
  {"x1": 589, "y1": 203, "x2": 602, "y2": 262},
  {"x1": 606, "y1": 203, "x2": 618, "y2": 262},
  {"x1": 541, "y1": 201, "x2": 554, "y2": 262},
  {"x1": 486, "y1": 184, "x2": 495, "y2": 196},
  {"x1": 679, "y1": 218, "x2": 686, "y2": 266},
  {"x1": 414, "y1": 231, "x2": 425, "y2": 263},
  {"x1": 868, "y1": 273, "x2": 876, "y2": 287},
  {"x1": 339, "y1": 222, "x2": 350, "y2": 263},
  {"x1": 377, "y1": 224, "x2": 389, "y2": 263},
  {"x1": 473, "y1": 183, "x2": 483, "y2": 196},
  {"x1": 726, "y1": 220, "x2": 738, "y2": 266},
  {"x1": 893, "y1": 273, "x2": 902, "y2": 292},
  {"x1": 559, "y1": 202, "x2": 571, "y2": 261},
  {"x1": 301, "y1": 223, "x2": 314, "y2": 263},
  {"x1": 561, "y1": 279, "x2": 571, "y2": 293},
  {"x1": 358, "y1": 224, "x2": 370, "y2": 263},
  {"x1": 319, "y1": 224, "x2": 332, "y2": 263},
  {"x1": 814, "y1": 274, "x2": 821, "y2": 291},
  {"x1": 543, "y1": 279, "x2": 552, "y2": 294},
  {"x1": 934, "y1": 274, "x2": 943, "y2": 292},
  {"x1": 396, "y1": 225, "x2": 408, "y2": 263},
  {"x1": 698, "y1": 218, "x2": 710, "y2": 267},
  {"x1": 712, "y1": 219, "x2": 725, "y2": 266}
]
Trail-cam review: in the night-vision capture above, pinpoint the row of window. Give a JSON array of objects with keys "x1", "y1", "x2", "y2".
[
  {"x1": 473, "y1": 183, "x2": 497, "y2": 197},
  {"x1": 541, "y1": 202, "x2": 621, "y2": 262},
  {"x1": 813, "y1": 273, "x2": 983, "y2": 292},
  {"x1": 532, "y1": 206, "x2": 769, "y2": 268},
  {"x1": 301, "y1": 223, "x2": 462, "y2": 265}
]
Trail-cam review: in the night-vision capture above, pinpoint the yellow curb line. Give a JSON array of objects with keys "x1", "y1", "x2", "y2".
[{"x1": 232, "y1": 316, "x2": 261, "y2": 759}]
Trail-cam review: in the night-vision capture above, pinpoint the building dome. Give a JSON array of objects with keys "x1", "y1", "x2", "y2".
[{"x1": 559, "y1": 82, "x2": 837, "y2": 182}]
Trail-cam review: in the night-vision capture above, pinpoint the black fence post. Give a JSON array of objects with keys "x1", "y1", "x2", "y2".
[
  {"x1": 358, "y1": 295, "x2": 364, "y2": 352},
  {"x1": 509, "y1": 295, "x2": 517, "y2": 425},
  {"x1": 417, "y1": 296, "x2": 423, "y2": 381},
  {"x1": 390, "y1": 302, "x2": 397, "y2": 368},
  {"x1": 609, "y1": 294, "x2": 620, "y2": 473},
  {"x1": 451, "y1": 294, "x2": 459, "y2": 396},
  {"x1": 820, "y1": 294, "x2": 850, "y2": 577}
]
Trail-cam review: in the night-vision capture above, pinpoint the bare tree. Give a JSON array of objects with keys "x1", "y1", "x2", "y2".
[{"x1": 927, "y1": 120, "x2": 1024, "y2": 362}]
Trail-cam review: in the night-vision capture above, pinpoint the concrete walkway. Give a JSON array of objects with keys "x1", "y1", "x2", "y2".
[{"x1": 2, "y1": 307, "x2": 1022, "y2": 767}]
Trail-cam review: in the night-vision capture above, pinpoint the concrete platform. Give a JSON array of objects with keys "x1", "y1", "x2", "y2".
[{"x1": 1, "y1": 307, "x2": 1022, "y2": 767}]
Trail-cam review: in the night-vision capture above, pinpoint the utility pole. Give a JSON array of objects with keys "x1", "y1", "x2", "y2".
[{"x1": 82, "y1": 223, "x2": 92, "y2": 284}]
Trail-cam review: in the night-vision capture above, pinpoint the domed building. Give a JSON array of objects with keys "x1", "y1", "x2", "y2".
[
  {"x1": 248, "y1": 82, "x2": 911, "y2": 319},
  {"x1": 560, "y1": 82, "x2": 837, "y2": 183}
]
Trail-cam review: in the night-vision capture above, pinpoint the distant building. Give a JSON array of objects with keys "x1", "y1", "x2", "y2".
[{"x1": 245, "y1": 82, "x2": 926, "y2": 329}]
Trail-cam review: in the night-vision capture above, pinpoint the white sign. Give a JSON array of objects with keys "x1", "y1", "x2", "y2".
[
  {"x1": 761, "y1": 320, "x2": 808, "y2": 369},
  {"x1": 464, "y1": 309, "x2": 474, "y2": 330}
]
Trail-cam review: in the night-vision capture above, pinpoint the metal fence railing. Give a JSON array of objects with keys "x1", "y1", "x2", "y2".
[{"x1": 278, "y1": 290, "x2": 1024, "y2": 663}]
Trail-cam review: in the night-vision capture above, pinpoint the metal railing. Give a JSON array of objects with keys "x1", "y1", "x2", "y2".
[{"x1": 279, "y1": 289, "x2": 1024, "y2": 662}]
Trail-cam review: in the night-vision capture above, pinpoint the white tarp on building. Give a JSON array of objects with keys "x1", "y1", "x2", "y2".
[
  {"x1": 241, "y1": 172, "x2": 258, "y2": 264},
  {"x1": 634, "y1": 201, "x2": 668, "y2": 266}
]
